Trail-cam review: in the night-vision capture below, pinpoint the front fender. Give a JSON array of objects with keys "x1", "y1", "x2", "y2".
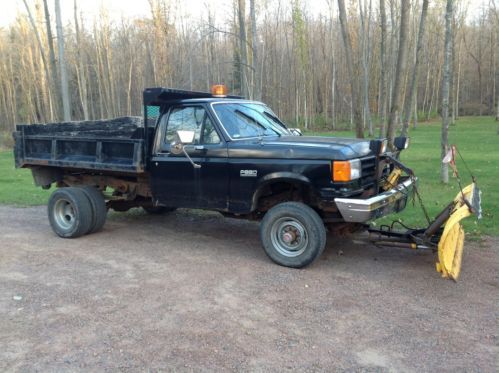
[{"x1": 250, "y1": 171, "x2": 313, "y2": 211}]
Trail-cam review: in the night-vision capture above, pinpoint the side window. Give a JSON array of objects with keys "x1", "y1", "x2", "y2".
[
  {"x1": 164, "y1": 107, "x2": 204, "y2": 144},
  {"x1": 202, "y1": 115, "x2": 221, "y2": 144}
]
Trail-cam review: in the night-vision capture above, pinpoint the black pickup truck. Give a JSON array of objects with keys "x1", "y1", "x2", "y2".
[{"x1": 13, "y1": 87, "x2": 414, "y2": 268}]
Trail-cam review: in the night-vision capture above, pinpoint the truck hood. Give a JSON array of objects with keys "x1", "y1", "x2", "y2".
[
  {"x1": 227, "y1": 135, "x2": 373, "y2": 160},
  {"x1": 260, "y1": 135, "x2": 372, "y2": 159}
]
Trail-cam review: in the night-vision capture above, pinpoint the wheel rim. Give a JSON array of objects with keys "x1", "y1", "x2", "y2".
[
  {"x1": 270, "y1": 217, "x2": 309, "y2": 257},
  {"x1": 53, "y1": 198, "x2": 76, "y2": 230}
]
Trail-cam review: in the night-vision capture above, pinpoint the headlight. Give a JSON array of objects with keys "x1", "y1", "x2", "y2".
[
  {"x1": 332, "y1": 159, "x2": 361, "y2": 182},
  {"x1": 370, "y1": 139, "x2": 388, "y2": 155},
  {"x1": 394, "y1": 136, "x2": 410, "y2": 150}
]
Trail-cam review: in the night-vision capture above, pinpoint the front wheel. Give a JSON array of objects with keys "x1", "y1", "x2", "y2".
[{"x1": 260, "y1": 202, "x2": 326, "y2": 268}]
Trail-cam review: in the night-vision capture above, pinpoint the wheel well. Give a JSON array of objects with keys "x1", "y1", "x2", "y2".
[{"x1": 253, "y1": 181, "x2": 316, "y2": 212}]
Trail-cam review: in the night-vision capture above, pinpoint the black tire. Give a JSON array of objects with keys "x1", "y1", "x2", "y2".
[
  {"x1": 142, "y1": 206, "x2": 176, "y2": 214},
  {"x1": 81, "y1": 186, "x2": 107, "y2": 233},
  {"x1": 48, "y1": 187, "x2": 93, "y2": 238},
  {"x1": 260, "y1": 202, "x2": 326, "y2": 268}
]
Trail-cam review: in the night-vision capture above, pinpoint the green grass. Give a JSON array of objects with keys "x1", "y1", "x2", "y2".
[
  {"x1": 0, "y1": 116, "x2": 497, "y2": 235},
  {"x1": 0, "y1": 151, "x2": 51, "y2": 205},
  {"x1": 307, "y1": 116, "x2": 499, "y2": 236}
]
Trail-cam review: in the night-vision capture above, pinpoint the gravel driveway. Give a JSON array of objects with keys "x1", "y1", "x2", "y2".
[{"x1": 1, "y1": 205, "x2": 497, "y2": 371}]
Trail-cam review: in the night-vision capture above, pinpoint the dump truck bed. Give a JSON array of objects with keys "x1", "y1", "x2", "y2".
[{"x1": 13, "y1": 117, "x2": 147, "y2": 173}]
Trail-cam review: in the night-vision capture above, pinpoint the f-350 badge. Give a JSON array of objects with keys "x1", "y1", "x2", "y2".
[{"x1": 240, "y1": 169, "x2": 257, "y2": 177}]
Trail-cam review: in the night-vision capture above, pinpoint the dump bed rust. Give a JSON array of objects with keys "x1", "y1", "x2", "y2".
[{"x1": 13, "y1": 117, "x2": 147, "y2": 173}]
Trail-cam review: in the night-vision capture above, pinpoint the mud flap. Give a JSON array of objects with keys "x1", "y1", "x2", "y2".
[{"x1": 436, "y1": 183, "x2": 481, "y2": 280}]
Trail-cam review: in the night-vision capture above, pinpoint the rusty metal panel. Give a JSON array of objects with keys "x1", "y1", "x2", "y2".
[{"x1": 14, "y1": 117, "x2": 146, "y2": 174}]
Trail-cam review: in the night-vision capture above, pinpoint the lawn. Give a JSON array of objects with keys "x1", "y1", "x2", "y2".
[
  {"x1": 0, "y1": 116, "x2": 497, "y2": 235},
  {"x1": 0, "y1": 152, "x2": 51, "y2": 205}
]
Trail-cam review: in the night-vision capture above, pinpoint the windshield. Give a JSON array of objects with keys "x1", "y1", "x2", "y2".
[{"x1": 213, "y1": 103, "x2": 290, "y2": 139}]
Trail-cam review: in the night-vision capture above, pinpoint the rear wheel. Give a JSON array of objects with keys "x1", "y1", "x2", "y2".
[
  {"x1": 81, "y1": 186, "x2": 107, "y2": 233},
  {"x1": 260, "y1": 202, "x2": 326, "y2": 268},
  {"x1": 48, "y1": 187, "x2": 93, "y2": 238}
]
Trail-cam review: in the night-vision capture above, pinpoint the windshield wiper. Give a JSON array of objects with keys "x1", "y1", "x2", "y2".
[
  {"x1": 263, "y1": 111, "x2": 288, "y2": 131},
  {"x1": 235, "y1": 110, "x2": 281, "y2": 136}
]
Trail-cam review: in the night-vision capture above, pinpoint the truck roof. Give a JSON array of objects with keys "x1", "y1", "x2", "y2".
[{"x1": 143, "y1": 87, "x2": 243, "y2": 106}]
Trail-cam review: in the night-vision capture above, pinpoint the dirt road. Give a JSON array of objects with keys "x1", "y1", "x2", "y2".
[{"x1": 1, "y1": 205, "x2": 497, "y2": 371}]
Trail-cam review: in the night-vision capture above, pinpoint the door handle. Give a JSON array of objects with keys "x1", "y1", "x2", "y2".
[{"x1": 194, "y1": 145, "x2": 205, "y2": 151}]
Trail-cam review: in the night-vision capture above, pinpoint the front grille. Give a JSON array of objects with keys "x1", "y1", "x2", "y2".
[{"x1": 360, "y1": 156, "x2": 377, "y2": 188}]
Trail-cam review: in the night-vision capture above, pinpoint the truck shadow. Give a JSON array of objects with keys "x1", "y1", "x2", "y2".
[{"x1": 104, "y1": 208, "x2": 438, "y2": 276}]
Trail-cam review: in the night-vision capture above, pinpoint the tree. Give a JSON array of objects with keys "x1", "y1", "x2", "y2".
[
  {"x1": 402, "y1": 0, "x2": 429, "y2": 136},
  {"x1": 250, "y1": 0, "x2": 260, "y2": 100},
  {"x1": 441, "y1": 0, "x2": 454, "y2": 183},
  {"x1": 359, "y1": 0, "x2": 373, "y2": 136},
  {"x1": 492, "y1": 0, "x2": 499, "y2": 121},
  {"x1": 237, "y1": 0, "x2": 249, "y2": 98},
  {"x1": 55, "y1": 0, "x2": 71, "y2": 121},
  {"x1": 386, "y1": 0, "x2": 410, "y2": 147},
  {"x1": 43, "y1": 0, "x2": 60, "y2": 119},
  {"x1": 22, "y1": 0, "x2": 52, "y2": 122},
  {"x1": 291, "y1": 1, "x2": 311, "y2": 129},
  {"x1": 74, "y1": 0, "x2": 89, "y2": 120},
  {"x1": 378, "y1": 0, "x2": 388, "y2": 137},
  {"x1": 0, "y1": 0, "x2": 495, "y2": 134},
  {"x1": 337, "y1": 0, "x2": 364, "y2": 138}
]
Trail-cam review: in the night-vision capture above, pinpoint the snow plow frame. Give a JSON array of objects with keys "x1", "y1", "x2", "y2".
[{"x1": 367, "y1": 182, "x2": 481, "y2": 281}]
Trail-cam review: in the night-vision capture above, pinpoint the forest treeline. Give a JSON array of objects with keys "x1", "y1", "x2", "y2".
[{"x1": 0, "y1": 0, "x2": 497, "y2": 138}]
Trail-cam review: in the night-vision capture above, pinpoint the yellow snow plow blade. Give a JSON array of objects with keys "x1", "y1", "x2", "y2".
[{"x1": 436, "y1": 183, "x2": 479, "y2": 281}]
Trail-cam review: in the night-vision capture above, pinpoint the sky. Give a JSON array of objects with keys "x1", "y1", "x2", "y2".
[{"x1": 0, "y1": 0, "x2": 491, "y2": 29}]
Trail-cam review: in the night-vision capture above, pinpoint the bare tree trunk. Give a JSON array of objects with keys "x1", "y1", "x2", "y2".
[
  {"x1": 360, "y1": 0, "x2": 373, "y2": 136},
  {"x1": 387, "y1": 0, "x2": 397, "y2": 114},
  {"x1": 22, "y1": 0, "x2": 52, "y2": 122},
  {"x1": 491, "y1": 1, "x2": 499, "y2": 121},
  {"x1": 330, "y1": 14, "x2": 337, "y2": 130},
  {"x1": 43, "y1": 0, "x2": 60, "y2": 120},
  {"x1": 421, "y1": 51, "x2": 430, "y2": 118},
  {"x1": 454, "y1": 39, "x2": 462, "y2": 121},
  {"x1": 250, "y1": 0, "x2": 260, "y2": 100},
  {"x1": 379, "y1": 0, "x2": 388, "y2": 137},
  {"x1": 402, "y1": 0, "x2": 429, "y2": 136},
  {"x1": 74, "y1": 0, "x2": 89, "y2": 120},
  {"x1": 55, "y1": 0, "x2": 71, "y2": 121},
  {"x1": 386, "y1": 0, "x2": 410, "y2": 147},
  {"x1": 449, "y1": 14, "x2": 456, "y2": 125},
  {"x1": 238, "y1": 0, "x2": 249, "y2": 98},
  {"x1": 337, "y1": 0, "x2": 364, "y2": 138},
  {"x1": 441, "y1": 0, "x2": 454, "y2": 184}
]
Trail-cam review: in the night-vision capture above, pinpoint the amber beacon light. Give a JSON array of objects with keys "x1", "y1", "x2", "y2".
[{"x1": 211, "y1": 84, "x2": 228, "y2": 97}]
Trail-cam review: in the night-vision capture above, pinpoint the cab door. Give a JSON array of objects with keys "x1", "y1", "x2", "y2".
[{"x1": 150, "y1": 105, "x2": 229, "y2": 210}]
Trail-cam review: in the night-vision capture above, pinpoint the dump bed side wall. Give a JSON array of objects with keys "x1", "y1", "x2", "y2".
[{"x1": 14, "y1": 117, "x2": 147, "y2": 173}]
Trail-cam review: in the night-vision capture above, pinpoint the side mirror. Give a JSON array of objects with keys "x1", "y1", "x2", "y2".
[
  {"x1": 170, "y1": 130, "x2": 201, "y2": 169},
  {"x1": 394, "y1": 136, "x2": 410, "y2": 151}
]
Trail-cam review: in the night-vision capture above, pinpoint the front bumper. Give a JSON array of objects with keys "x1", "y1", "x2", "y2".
[{"x1": 334, "y1": 177, "x2": 416, "y2": 223}]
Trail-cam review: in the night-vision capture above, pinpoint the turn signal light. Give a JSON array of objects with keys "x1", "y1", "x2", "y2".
[
  {"x1": 332, "y1": 159, "x2": 361, "y2": 182},
  {"x1": 333, "y1": 161, "x2": 351, "y2": 182},
  {"x1": 211, "y1": 84, "x2": 228, "y2": 97}
]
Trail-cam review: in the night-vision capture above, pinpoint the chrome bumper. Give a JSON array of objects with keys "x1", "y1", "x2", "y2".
[{"x1": 334, "y1": 177, "x2": 416, "y2": 223}]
